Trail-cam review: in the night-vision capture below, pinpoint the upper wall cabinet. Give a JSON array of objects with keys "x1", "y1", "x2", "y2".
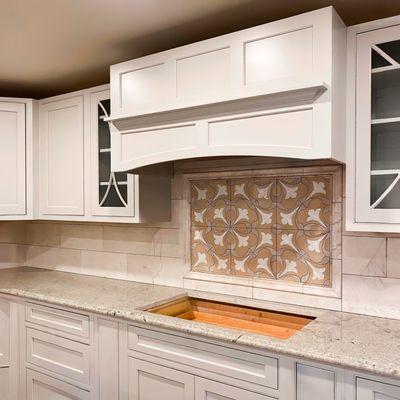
[
  {"x1": 39, "y1": 96, "x2": 85, "y2": 216},
  {"x1": 108, "y1": 6, "x2": 346, "y2": 172},
  {"x1": 0, "y1": 98, "x2": 35, "y2": 220},
  {"x1": 347, "y1": 17, "x2": 400, "y2": 232},
  {"x1": 38, "y1": 85, "x2": 170, "y2": 223}
]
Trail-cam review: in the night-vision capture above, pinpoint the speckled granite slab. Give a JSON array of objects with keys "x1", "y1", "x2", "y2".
[{"x1": 0, "y1": 267, "x2": 399, "y2": 380}]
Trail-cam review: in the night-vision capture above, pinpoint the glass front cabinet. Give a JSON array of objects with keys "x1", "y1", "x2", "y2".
[
  {"x1": 349, "y1": 22, "x2": 400, "y2": 231},
  {"x1": 90, "y1": 90, "x2": 135, "y2": 218}
]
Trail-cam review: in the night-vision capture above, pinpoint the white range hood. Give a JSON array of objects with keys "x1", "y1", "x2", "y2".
[{"x1": 106, "y1": 6, "x2": 346, "y2": 173}]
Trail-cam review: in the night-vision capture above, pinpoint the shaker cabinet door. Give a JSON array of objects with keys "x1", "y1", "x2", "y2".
[
  {"x1": 128, "y1": 358, "x2": 194, "y2": 400},
  {"x1": 0, "y1": 101, "x2": 26, "y2": 215},
  {"x1": 357, "y1": 378, "x2": 400, "y2": 400},
  {"x1": 39, "y1": 96, "x2": 84, "y2": 216},
  {"x1": 195, "y1": 377, "x2": 274, "y2": 400}
]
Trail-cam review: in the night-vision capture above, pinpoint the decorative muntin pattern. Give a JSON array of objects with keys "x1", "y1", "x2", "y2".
[{"x1": 191, "y1": 175, "x2": 332, "y2": 286}]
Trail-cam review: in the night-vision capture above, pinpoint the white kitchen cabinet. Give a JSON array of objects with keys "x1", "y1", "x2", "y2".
[
  {"x1": 0, "y1": 299, "x2": 10, "y2": 368},
  {"x1": 0, "y1": 98, "x2": 35, "y2": 220},
  {"x1": 297, "y1": 363, "x2": 341, "y2": 400},
  {"x1": 26, "y1": 369, "x2": 90, "y2": 400},
  {"x1": 347, "y1": 16, "x2": 400, "y2": 232},
  {"x1": 128, "y1": 357, "x2": 195, "y2": 400},
  {"x1": 356, "y1": 378, "x2": 400, "y2": 399},
  {"x1": 90, "y1": 89, "x2": 134, "y2": 218},
  {"x1": 39, "y1": 95, "x2": 85, "y2": 216},
  {"x1": 0, "y1": 367, "x2": 9, "y2": 400},
  {"x1": 195, "y1": 377, "x2": 275, "y2": 400},
  {"x1": 37, "y1": 85, "x2": 170, "y2": 223},
  {"x1": 108, "y1": 6, "x2": 346, "y2": 171}
]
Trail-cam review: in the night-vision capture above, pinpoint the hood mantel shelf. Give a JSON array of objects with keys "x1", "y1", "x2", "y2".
[
  {"x1": 106, "y1": 81, "x2": 327, "y2": 131},
  {"x1": 109, "y1": 7, "x2": 346, "y2": 173}
]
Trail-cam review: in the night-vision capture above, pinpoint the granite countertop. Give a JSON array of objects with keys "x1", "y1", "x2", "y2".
[{"x1": 0, "y1": 267, "x2": 399, "y2": 380}]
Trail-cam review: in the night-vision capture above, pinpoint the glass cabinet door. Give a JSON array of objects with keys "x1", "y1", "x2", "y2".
[
  {"x1": 356, "y1": 25, "x2": 400, "y2": 223},
  {"x1": 90, "y1": 90, "x2": 135, "y2": 217}
]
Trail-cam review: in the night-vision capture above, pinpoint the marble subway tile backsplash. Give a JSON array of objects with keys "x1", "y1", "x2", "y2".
[{"x1": 1, "y1": 163, "x2": 400, "y2": 320}]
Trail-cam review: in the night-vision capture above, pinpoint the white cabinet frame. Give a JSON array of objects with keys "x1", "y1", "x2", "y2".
[
  {"x1": 346, "y1": 15, "x2": 400, "y2": 232},
  {"x1": 90, "y1": 89, "x2": 134, "y2": 218},
  {"x1": 0, "y1": 98, "x2": 35, "y2": 220}
]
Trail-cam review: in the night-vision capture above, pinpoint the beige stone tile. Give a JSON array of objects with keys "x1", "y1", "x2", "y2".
[
  {"x1": 171, "y1": 173, "x2": 184, "y2": 200},
  {"x1": 60, "y1": 224, "x2": 103, "y2": 251},
  {"x1": 253, "y1": 286, "x2": 342, "y2": 310},
  {"x1": 155, "y1": 228, "x2": 185, "y2": 258},
  {"x1": 331, "y1": 203, "x2": 342, "y2": 260},
  {"x1": 81, "y1": 250, "x2": 127, "y2": 280},
  {"x1": 25, "y1": 245, "x2": 44, "y2": 267},
  {"x1": 342, "y1": 274, "x2": 400, "y2": 319},
  {"x1": 157, "y1": 257, "x2": 186, "y2": 287},
  {"x1": 342, "y1": 236, "x2": 386, "y2": 277},
  {"x1": 127, "y1": 254, "x2": 162, "y2": 284},
  {"x1": 127, "y1": 255, "x2": 185, "y2": 288},
  {"x1": 0, "y1": 243, "x2": 26, "y2": 267},
  {"x1": 0, "y1": 222, "x2": 26, "y2": 244},
  {"x1": 387, "y1": 238, "x2": 400, "y2": 278},
  {"x1": 103, "y1": 226, "x2": 157, "y2": 255},
  {"x1": 145, "y1": 199, "x2": 184, "y2": 229},
  {"x1": 26, "y1": 223, "x2": 60, "y2": 247},
  {"x1": 41, "y1": 247, "x2": 81, "y2": 272},
  {"x1": 184, "y1": 277, "x2": 252, "y2": 298}
]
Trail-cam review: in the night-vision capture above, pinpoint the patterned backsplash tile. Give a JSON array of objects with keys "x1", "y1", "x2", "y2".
[{"x1": 190, "y1": 174, "x2": 333, "y2": 286}]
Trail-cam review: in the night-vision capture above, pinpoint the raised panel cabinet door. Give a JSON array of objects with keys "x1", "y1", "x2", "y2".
[
  {"x1": 39, "y1": 96, "x2": 84, "y2": 216},
  {"x1": 0, "y1": 299, "x2": 10, "y2": 368},
  {"x1": 357, "y1": 378, "x2": 400, "y2": 400},
  {"x1": 26, "y1": 369, "x2": 90, "y2": 400},
  {"x1": 128, "y1": 358, "x2": 194, "y2": 400},
  {"x1": 194, "y1": 377, "x2": 275, "y2": 400},
  {"x1": 296, "y1": 363, "x2": 338, "y2": 400},
  {"x1": 90, "y1": 90, "x2": 134, "y2": 217},
  {"x1": 0, "y1": 101, "x2": 26, "y2": 215}
]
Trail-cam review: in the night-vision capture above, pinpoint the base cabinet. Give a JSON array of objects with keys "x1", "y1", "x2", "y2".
[
  {"x1": 195, "y1": 377, "x2": 274, "y2": 400},
  {"x1": 26, "y1": 369, "x2": 90, "y2": 400},
  {"x1": 297, "y1": 363, "x2": 338, "y2": 400},
  {"x1": 128, "y1": 358, "x2": 194, "y2": 400},
  {"x1": 356, "y1": 378, "x2": 400, "y2": 400},
  {"x1": 0, "y1": 367, "x2": 9, "y2": 400}
]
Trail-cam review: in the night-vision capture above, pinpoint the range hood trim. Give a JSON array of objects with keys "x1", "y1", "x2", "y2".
[{"x1": 106, "y1": 80, "x2": 327, "y2": 131}]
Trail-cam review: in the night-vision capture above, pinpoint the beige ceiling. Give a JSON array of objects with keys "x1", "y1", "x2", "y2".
[{"x1": 3, "y1": 0, "x2": 400, "y2": 99}]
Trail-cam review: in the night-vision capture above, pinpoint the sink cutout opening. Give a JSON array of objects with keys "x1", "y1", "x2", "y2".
[{"x1": 148, "y1": 297, "x2": 315, "y2": 339}]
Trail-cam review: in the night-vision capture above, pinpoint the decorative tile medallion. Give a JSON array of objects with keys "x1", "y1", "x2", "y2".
[{"x1": 190, "y1": 174, "x2": 334, "y2": 286}]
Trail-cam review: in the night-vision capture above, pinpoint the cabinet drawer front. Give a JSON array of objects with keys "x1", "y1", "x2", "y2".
[
  {"x1": 129, "y1": 358, "x2": 194, "y2": 400},
  {"x1": 26, "y1": 369, "x2": 90, "y2": 400},
  {"x1": 26, "y1": 328, "x2": 90, "y2": 385},
  {"x1": 128, "y1": 325, "x2": 278, "y2": 390},
  {"x1": 195, "y1": 377, "x2": 275, "y2": 400},
  {"x1": 356, "y1": 377, "x2": 400, "y2": 399},
  {"x1": 26, "y1": 303, "x2": 90, "y2": 338}
]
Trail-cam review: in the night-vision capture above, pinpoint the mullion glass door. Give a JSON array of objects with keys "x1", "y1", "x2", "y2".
[
  {"x1": 91, "y1": 91, "x2": 134, "y2": 217},
  {"x1": 356, "y1": 25, "x2": 400, "y2": 223}
]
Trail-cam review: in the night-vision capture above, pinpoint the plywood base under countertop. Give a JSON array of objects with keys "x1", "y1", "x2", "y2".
[{"x1": 148, "y1": 297, "x2": 315, "y2": 339}]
